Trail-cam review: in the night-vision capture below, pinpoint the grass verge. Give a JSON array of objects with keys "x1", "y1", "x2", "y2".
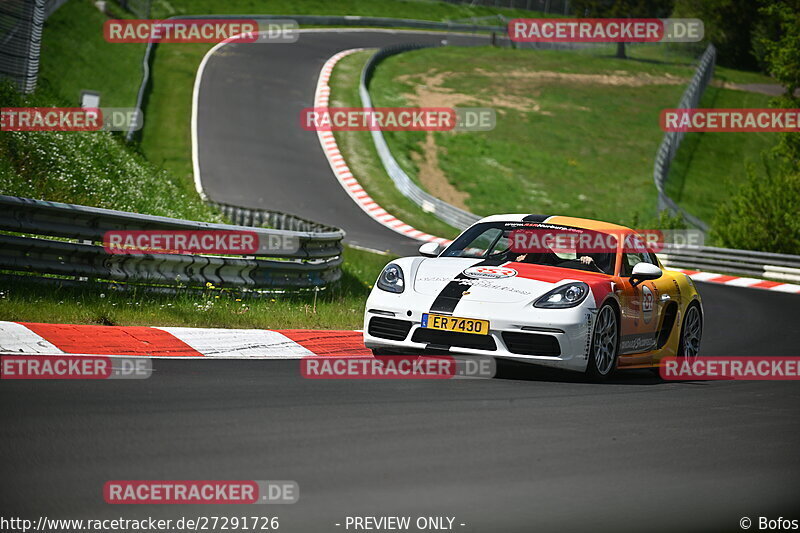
[
  {"x1": 150, "y1": 0, "x2": 542, "y2": 21},
  {"x1": 0, "y1": 83, "x2": 220, "y2": 221},
  {"x1": 665, "y1": 87, "x2": 778, "y2": 223},
  {"x1": 39, "y1": 0, "x2": 543, "y2": 135},
  {"x1": 329, "y1": 50, "x2": 461, "y2": 240},
  {"x1": 139, "y1": 43, "x2": 213, "y2": 182},
  {"x1": 365, "y1": 45, "x2": 778, "y2": 229},
  {"x1": 39, "y1": 0, "x2": 143, "y2": 109}
]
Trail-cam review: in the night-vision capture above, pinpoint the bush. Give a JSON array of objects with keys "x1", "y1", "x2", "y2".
[
  {"x1": 0, "y1": 82, "x2": 220, "y2": 222},
  {"x1": 711, "y1": 163, "x2": 800, "y2": 254}
]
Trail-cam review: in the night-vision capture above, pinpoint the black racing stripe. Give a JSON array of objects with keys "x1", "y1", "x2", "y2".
[
  {"x1": 429, "y1": 259, "x2": 506, "y2": 315},
  {"x1": 522, "y1": 214, "x2": 550, "y2": 222}
]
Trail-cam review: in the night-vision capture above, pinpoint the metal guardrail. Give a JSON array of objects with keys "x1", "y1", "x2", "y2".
[
  {"x1": 360, "y1": 44, "x2": 483, "y2": 231},
  {"x1": 658, "y1": 243, "x2": 800, "y2": 284},
  {"x1": 210, "y1": 200, "x2": 341, "y2": 234},
  {"x1": 653, "y1": 43, "x2": 716, "y2": 231},
  {"x1": 358, "y1": 40, "x2": 615, "y2": 231},
  {"x1": 0, "y1": 0, "x2": 67, "y2": 93},
  {"x1": 0, "y1": 195, "x2": 344, "y2": 290},
  {"x1": 360, "y1": 41, "x2": 711, "y2": 234}
]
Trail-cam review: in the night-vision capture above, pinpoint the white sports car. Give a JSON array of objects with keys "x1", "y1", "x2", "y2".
[{"x1": 363, "y1": 214, "x2": 703, "y2": 379}]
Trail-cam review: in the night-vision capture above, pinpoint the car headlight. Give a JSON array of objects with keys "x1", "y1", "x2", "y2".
[
  {"x1": 534, "y1": 282, "x2": 589, "y2": 308},
  {"x1": 377, "y1": 263, "x2": 405, "y2": 293}
]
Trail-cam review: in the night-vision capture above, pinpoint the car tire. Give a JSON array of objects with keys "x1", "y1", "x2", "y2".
[
  {"x1": 678, "y1": 303, "x2": 702, "y2": 360},
  {"x1": 586, "y1": 303, "x2": 620, "y2": 381}
]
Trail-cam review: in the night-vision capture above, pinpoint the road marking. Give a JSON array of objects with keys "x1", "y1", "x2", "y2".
[
  {"x1": 0, "y1": 322, "x2": 64, "y2": 354},
  {"x1": 671, "y1": 269, "x2": 800, "y2": 294},
  {"x1": 312, "y1": 48, "x2": 453, "y2": 246},
  {"x1": 0, "y1": 322, "x2": 369, "y2": 358}
]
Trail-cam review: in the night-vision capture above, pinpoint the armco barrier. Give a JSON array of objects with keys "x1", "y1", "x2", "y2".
[
  {"x1": 653, "y1": 43, "x2": 716, "y2": 231},
  {"x1": 0, "y1": 195, "x2": 344, "y2": 289},
  {"x1": 360, "y1": 44, "x2": 482, "y2": 230},
  {"x1": 658, "y1": 243, "x2": 800, "y2": 283},
  {"x1": 358, "y1": 40, "x2": 610, "y2": 231}
]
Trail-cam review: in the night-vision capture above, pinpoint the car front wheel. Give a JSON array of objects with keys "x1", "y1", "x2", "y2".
[{"x1": 587, "y1": 304, "x2": 619, "y2": 380}]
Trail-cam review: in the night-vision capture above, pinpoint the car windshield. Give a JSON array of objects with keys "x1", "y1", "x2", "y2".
[{"x1": 441, "y1": 221, "x2": 617, "y2": 275}]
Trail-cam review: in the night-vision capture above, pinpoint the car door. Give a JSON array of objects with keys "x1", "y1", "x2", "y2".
[{"x1": 616, "y1": 250, "x2": 666, "y2": 366}]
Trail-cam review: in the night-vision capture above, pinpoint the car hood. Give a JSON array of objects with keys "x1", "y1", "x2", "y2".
[{"x1": 412, "y1": 258, "x2": 609, "y2": 304}]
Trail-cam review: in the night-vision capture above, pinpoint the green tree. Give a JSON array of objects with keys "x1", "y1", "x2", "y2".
[
  {"x1": 755, "y1": 0, "x2": 800, "y2": 168},
  {"x1": 712, "y1": 164, "x2": 800, "y2": 254},
  {"x1": 672, "y1": 0, "x2": 762, "y2": 70},
  {"x1": 571, "y1": 0, "x2": 674, "y2": 58}
]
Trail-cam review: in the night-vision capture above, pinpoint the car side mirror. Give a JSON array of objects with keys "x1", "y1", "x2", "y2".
[
  {"x1": 418, "y1": 242, "x2": 442, "y2": 258},
  {"x1": 630, "y1": 262, "x2": 662, "y2": 287}
]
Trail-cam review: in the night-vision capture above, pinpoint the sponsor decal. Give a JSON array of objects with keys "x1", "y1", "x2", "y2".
[
  {"x1": 584, "y1": 310, "x2": 595, "y2": 360},
  {"x1": 463, "y1": 266, "x2": 518, "y2": 279},
  {"x1": 619, "y1": 334, "x2": 657, "y2": 354},
  {"x1": 430, "y1": 259, "x2": 506, "y2": 314},
  {"x1": 672, "y1": 279, "x2": 682, "y2": 305},
  {"x1": 642, "y1": 285, "x2": 655, "y2": 324},
  {"x1": 416, "y1": 277, "x2": 531, "y2": 296}
]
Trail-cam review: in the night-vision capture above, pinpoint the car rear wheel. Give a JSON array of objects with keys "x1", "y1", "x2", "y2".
[
  {"x1": 679, "y1": 304, "x2": 702, "y2": 359},
  {"x1": 587, "y1": 304, "x2": 619, "y2": 380}
]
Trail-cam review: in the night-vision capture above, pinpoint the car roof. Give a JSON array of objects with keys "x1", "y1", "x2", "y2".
[{"x1": 476, "y1": 214, "x2": 632, "y2": 233}]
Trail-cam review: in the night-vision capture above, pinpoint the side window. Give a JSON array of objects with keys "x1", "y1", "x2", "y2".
[
  {"x1": 622, "y1": 251, "x2": 657, "y2": 276},
  {"x1": 622, "y1": 233, "x2": 658, "y2": 277},
  {"x1": 623, "y1": 252, "x2": 646, "y2": 277}
]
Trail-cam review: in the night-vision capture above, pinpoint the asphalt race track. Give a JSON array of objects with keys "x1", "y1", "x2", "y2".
[
  {"x1": 195, "y1": 30, "x2": 490, "y2": 255},
  {"x1": 2, "y1": 285, "x2": 799, "y2": 532},
  {"x1": 3, "y1": 30, "x2": 800, "y2": 533}
]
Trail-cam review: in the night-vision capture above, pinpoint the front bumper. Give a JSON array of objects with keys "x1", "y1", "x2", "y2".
[{"x1": 363, "y1": 293, "x2": 595, "y2": 373}]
